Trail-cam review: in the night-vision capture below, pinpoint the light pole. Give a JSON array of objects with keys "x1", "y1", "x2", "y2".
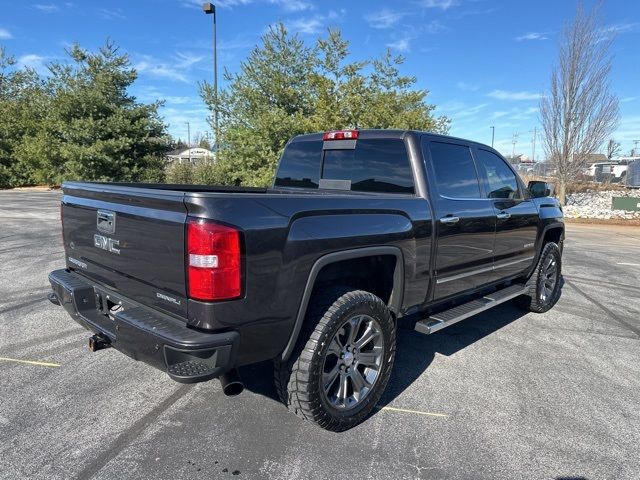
[
  {"x1": 186, "y1": 122, "x2": 191, "y2": 163},
  {"x1": 490, "y1": 126, "x2": 495, "y2": 148},
  {"x1": 203, "y1": 3, "x2": 218, "y2": 151}
]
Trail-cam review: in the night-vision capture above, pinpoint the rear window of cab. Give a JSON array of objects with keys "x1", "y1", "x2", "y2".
[{"x1": 275, "y1": 138, "x2": 415, "y2": 194}]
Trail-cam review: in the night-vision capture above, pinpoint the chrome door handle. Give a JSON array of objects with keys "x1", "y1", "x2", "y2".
[
  {"x1": 497, "y1": 212, "x2": 511, "y2": 220},
  {"x1": 440, "y1": 216, "x2": 460, "y2": 224}
]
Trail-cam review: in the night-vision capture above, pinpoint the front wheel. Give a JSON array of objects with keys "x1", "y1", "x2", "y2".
[
  {"x1": 516, "y1": 242, "x2": 562, "y2": 313},
  {"x1": 274, "y1": 288, "x2": 396, "y2": 432}
]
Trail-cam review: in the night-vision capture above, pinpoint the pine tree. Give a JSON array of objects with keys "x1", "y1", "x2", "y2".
[{"x1": 15, "y1": 41, "x2": 169, "y2": 185}]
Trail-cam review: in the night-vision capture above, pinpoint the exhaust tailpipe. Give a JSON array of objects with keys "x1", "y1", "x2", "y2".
[{"x1": 219, "y1": 369, "x2": 244, "y2": 396}]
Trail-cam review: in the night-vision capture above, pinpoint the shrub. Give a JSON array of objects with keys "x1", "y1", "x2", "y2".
[
  {"x1": 192, "y1": 162, "x2": 223, "y2": 185},
  {"x1": 138, "y1": 155, "x2": 167, "y2": 183},
  {"x1": 165, "y1": 162, "x2": 194, "y2": 184}
]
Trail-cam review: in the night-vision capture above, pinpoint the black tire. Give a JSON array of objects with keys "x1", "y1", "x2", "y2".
[
  {"x1": 620, "y1": 171, "x2": 627, "y2": 186},
  {"x1": 515, "y1": 242, "x2": 562, "y2": 313},
  {"x1": 274, "y1": 287, "x2": 396, "y2": 432}
]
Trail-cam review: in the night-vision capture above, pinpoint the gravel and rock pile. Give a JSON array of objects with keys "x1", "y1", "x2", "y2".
[{"x1": 564, "y1": 189, "x2": 640, "y2": 219}]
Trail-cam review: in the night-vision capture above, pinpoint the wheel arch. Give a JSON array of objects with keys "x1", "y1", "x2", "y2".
[
  {"x1": 527, "y1": 222, "x2": 564, "y2": 279},
  {"x1": 280, "y1": 246, "x2": 404, "y2": 361},
  {"x1": 541, "y1": 224, "x2": 564, "y2": 246}
]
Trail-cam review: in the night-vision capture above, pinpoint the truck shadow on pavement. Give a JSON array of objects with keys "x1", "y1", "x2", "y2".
[
  {"x1": 238, "y1": 299, "x2": 540, "y2": 412},
  {"x1": 379, "y1": 302, "x2": 529, "y2": 408}
]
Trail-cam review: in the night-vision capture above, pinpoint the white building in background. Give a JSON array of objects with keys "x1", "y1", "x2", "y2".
[{"x1": 166, "y1": 147, "x2": 215, "y2": 164}]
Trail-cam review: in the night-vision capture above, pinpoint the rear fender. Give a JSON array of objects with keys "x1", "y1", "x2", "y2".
[{"x1": 280, "y1": 246, "x2": 404, "y2": 361}]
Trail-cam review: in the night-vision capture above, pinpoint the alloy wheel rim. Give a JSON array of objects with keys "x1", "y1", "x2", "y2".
[
  {"x1": 321, "y1": 314, "x2": 384, "y2": 410},
  {"x1": 539, "y1": 254, "x2": 558, "y2": 304}
]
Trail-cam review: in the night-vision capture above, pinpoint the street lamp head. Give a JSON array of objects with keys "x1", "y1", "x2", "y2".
[{"x1": 202, "y1": 2, "x2": 215, "y2": 14}]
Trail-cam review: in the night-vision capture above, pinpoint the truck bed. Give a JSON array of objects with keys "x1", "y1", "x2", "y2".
[{"x1": 76, "y1": 181, "x2": 269, "y2": 194}]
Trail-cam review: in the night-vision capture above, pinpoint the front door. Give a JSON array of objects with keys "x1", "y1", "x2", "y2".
[
  {"x1": 422, "y1": 138, "x2": 496, "y2": 300},
  {"x1": 473, "y1": 147, "x2": 538, "y2": 279}
]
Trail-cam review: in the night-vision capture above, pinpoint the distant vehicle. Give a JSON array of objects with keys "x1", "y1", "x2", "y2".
[
  {"x1": 48, "y1": 129, "x2": 564, "y2": 431},
  {"x1": 618, "y1": 158, "x2": 640, "y2": 185},
  {"x1": 588, "y1": 159, "x2": 635, "y2": 183},
  {"x1": 626, "y1": 160, "x2": 640, "y2": 188},
  {"x1": 517, "y1": 164, "x2": 535, "y2": 175}
]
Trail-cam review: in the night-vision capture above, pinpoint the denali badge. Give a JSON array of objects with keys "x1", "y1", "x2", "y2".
[
  {"x1": 156, "y1": 292, "x2": 181, "y2": 306},
  {"x1": 94, "y1": 234, "x2": 120, "y2": 254},
  {"x1": 68, "y1": 256, "x2": 87, "y2": 269},
  {"x1": 97, "y1": 210, "x2": 116, "y2": 234}
]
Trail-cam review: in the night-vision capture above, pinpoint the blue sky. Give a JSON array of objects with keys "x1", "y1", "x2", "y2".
[{"x1": 1, "y1": 0, "x2": 639, "y2": 159}]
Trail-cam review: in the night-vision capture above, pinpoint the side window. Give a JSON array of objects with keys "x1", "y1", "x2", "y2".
[
  {"x1": 427, "y1": 141, "x2": 481, "y2": 198},
  {"x1": 274, "y1": 141, "x2": 321, "y2": 189},
  {"x1": 322, "y1": 139, "x2": 414, "y2": 194},
  {"x1": 475, "y1": 149, "x2": 521, "y2": 199}
]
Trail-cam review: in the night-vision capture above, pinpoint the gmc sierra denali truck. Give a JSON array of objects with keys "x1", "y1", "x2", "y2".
[{"x1": 48, "y1": 129, "x2": 564, "y2": 432}]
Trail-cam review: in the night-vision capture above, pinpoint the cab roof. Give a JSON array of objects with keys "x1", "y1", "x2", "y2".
[{"x1": 290, "y1": 129, "x2": 492, "y2": 150}]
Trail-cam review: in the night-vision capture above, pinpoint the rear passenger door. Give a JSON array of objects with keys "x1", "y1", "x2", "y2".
[
  {"x1": 422, "y1": 138, "x2": 496, "y2": 300},
  {"x1": 473, "y1": 148, "x2": 538, "y2": 279}
]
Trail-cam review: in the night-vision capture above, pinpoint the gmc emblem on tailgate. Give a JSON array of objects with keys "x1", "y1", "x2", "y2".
[
  {"x1": 94, "y1": 234, "x2": 120, "y2": 254},
  {"x1": 97, "y1": 210, "x2": 116, "y2": 234}
]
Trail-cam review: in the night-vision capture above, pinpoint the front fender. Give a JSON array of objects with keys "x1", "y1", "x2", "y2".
[{"x1": 533, "y1": 196, "x2": 563, "y2": 220}]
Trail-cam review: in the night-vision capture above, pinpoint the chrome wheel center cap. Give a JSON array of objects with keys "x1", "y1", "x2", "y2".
[{"x1": 343, "y1": 351, "x2": 354, "y2": 365}]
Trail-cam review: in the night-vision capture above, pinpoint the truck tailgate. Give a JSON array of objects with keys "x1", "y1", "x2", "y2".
[{"x1": 61, "y1": 183, "x2": 188, "y2": 318}]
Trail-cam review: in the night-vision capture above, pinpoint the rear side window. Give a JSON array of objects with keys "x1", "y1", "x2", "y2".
[
  {"x1": 274, "y1": 141, "x2": 322, "y2": 189},
  {"x1": 322, "y1": 139, "x2": 414, "y2": 194},
  {"x1": 476, "y1": 149, "x2": 521, "y2": 199},
  {"x1": 428, "y1": 141, "x2": 481, "y2": 198}
]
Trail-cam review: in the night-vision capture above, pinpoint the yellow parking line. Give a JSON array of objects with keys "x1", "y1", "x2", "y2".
[
  {"x1": 378, "y1": 406, "x2": 448, "y2": 418},
  {"x1": 0, "y1": 356, "x2": 60, "y2": 368}
]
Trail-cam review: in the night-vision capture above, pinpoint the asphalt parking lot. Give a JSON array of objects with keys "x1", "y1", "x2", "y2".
[{"x1": 1, "y1": 189, "x2": 639, "y2": 480}]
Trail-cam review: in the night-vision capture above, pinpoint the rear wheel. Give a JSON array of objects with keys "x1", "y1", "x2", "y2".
[
  {"x1": 619, "y1": 171, "x2": 627, "y2": 185},
  {"x1": 516, "y1": 242, "x2": 562, "y2": 313},
  {"x1": 274, "y1": 288, "x2": 396, "y2": 432}
]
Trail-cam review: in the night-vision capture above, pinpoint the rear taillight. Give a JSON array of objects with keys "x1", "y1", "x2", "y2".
[{"x1": 187, "y1": 218, "x2": 242, "y2": 301}]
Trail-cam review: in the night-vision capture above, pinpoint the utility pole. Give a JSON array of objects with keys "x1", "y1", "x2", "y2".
[
  {"x1": 529, "y1": 127, "x2": 537, "y2": 162},
  {"x1": 634, "y1": 140, "x2": 640, "y2": 157},
  {"x1": 511, "y1": 132, "x2": 519, "y2": 159},
  {"x1": 490, "y1": 126, "x2": 495, "y2": 148},
  {"x1": 186, "y1": 122, "x2": 191, "y2": 163},
  {"x1": 203, "y1": 3, "x2": 218, "y2": 151},
  {"x1": 205, "y1": 131, "x2": 212, "y2": 164}
]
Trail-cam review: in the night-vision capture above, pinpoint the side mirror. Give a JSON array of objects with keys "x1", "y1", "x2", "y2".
[{"x1": 528, "y1": 180, "x2": 554, "y2": 198}]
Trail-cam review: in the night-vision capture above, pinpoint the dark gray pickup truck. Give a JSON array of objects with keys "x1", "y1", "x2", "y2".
[{"x1": 49, "y1": 129, "x2": 564, "y2": 431}]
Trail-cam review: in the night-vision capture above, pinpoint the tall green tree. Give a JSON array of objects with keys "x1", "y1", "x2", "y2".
[
  {"x1": 0, "y1": 47, "x2": 48, "y2": 188},
  {"x1": 200, "y1": 24, "x2": 449, "y2": 187},
  {"x1": 16, "y1": 42, "x2": 169, "y2": 185}
]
